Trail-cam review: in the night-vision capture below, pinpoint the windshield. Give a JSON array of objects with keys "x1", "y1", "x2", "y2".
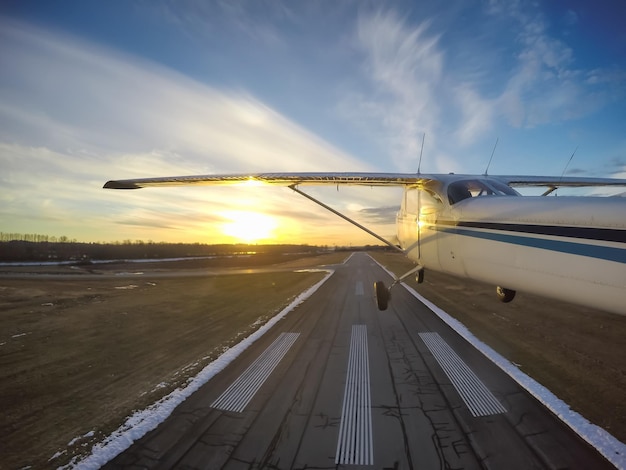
[{"x1": 447, "y1": 179, "x2": 520, "y2": 204}]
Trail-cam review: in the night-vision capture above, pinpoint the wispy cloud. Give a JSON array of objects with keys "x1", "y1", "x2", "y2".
[
  {"x1": 342, "y1": 4, "x2": 624, "y2": 170},
  {"x1": 0, "y1": 19, "x2": 389, "y2": 244},
  {"x1": 1, "y1": 21, "x2": 368, "y2": 173},
  {"x1": 563, "y1": 9, "x2": 579, "y2": 27},
  {"x1": 491, "y1": 3, "x2": 622, "y2": 129},
  {"x1": 358, "y1": 205, "x2": 400, "y2": 225},
  {"x1": 339, "y1": 9, "x2": 444, "y2": 171},
  {"x1": 154, "y1": 0, "x2": 293, "y2": 47},
  {"x1": 453, "y1": 85, "x2": 496, "y2": 145}
]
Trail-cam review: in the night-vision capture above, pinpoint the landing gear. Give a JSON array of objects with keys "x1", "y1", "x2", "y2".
[
  {"x1": 496, "y1": 286, "x2": 516, "y2": 303},
  {"x1": 374, "y1": 281, "x2": 390, "y2": 311},
  {"x1": 374, "y1": 266, "x2": 424, "y2": 311},
  {"x1": 288, "y1": 184, "x2": 421, "y2": 312}
]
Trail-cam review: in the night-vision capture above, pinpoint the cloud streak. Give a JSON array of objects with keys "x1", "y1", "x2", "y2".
[
  {"x1": 0, "y1": 20, "x2": 367, "y2": 174},
  {"x1": 341, "y1": 4, "x2": 624, "y2": 174},
  {"x1": 0, "y1": 19, "x2": 391, "y2": 244},
  {"x1": 476, "y1": 2, "x2": 622, "y2": 132},
  {"x1": 339, "y1": 10, "x2": 444, "y2": 171}
]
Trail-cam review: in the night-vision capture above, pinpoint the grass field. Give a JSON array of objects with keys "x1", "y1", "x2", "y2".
[
  {"x1": 0, "y1": 253, "x2": 344, "y2": 469},
  {"x1": 370, "y1": 251, "x2": 626, "y2": 447}
]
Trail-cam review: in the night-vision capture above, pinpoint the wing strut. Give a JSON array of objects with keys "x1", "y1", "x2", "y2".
[
  {"x1": 288, "y1": 185, "x2": 404, "y2": 254},
  {"x1": 542, "y1": 186, "x2": 557, "y2": 196},
  {"x1": 289, "y1": 184, "x2": 424, "y2": 311}
]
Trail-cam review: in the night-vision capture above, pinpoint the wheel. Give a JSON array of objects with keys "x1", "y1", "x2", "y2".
[
  {"x1": 416, "y1": 269, "x2": 424, "y2": 284},
  {"x1": 374, "y1": 281, "x2": 390, "y2": 311},
  {"x1": 496, "y1": 286, "x2": 516, "y2": 303}
]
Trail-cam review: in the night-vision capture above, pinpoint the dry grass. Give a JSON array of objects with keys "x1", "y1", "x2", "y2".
[
  {"x1": 370, "y1": 251, "x2": 626, "y2": 445},
  {"x1": 0, "y1": 260, "x2": 332, "y2": 469}
]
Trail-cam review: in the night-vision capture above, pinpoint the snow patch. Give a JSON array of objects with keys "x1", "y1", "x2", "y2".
[
  {"x1": 67, "y1": 431, "x2": 95, "y2": 447},
  {"x1": 151, "y1": 382, "x2": 169, "y2": 392},
  {"x1": 48, "y1": 450, "x2": 66, "y2": 461}
]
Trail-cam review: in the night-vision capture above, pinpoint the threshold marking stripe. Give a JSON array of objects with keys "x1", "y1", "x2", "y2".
[
  {"x1": 419, "y1": 332, "x2": 506, "y2": 417},
  {"x1": 211, "y1": 332, "x2": 299, "y2": 413},
  {"x1": 355, "y1": 281, "x2": 364, "y2": 296},
  {"x1": 336, "y1": 325, "x2": 373, "y2": 465}
]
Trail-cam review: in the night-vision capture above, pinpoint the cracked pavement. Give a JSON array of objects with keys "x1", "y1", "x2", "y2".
[{"x1": 104, "y1": 253, "x2": 614, "y2": 469}]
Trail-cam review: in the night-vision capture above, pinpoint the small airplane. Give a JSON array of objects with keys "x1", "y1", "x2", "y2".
[{"x1": 105, "y1": 172, "x2": 626, "y2": 315}]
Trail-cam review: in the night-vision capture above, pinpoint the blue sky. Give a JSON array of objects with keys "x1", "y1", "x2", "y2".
[{"x1": 1, "y1": 1, "x2": 625, "y2": 245}]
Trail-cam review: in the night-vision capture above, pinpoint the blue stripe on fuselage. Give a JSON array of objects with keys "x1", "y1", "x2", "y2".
[{"x1": 435, "y1": 225, "x2": 626, "y2": 264}]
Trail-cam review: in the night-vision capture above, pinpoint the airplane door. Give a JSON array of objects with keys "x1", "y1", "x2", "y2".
[
  {"x1": 437, "y1": 208, "x2": 460, "y2": 274},
  {"x1": 416, "y1": 188, "x2": 441, "y2": 270},
  {"x1": 398, "y1": 187, "x2": 441, "y2": 270},
  {"x1": 397, "y1": 187, "x2": 418, "y2": 258}
]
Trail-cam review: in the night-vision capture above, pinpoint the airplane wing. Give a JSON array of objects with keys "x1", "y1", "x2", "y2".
[
  {"x1": 494, "y1": 175, "x2": 626, "y2": 188},
  {"x1": 103, "y1": 172, "x2": 429, "y2": 189},
  {"x1": 103, "y1": 172, "x2": 626, "y2": 190}
]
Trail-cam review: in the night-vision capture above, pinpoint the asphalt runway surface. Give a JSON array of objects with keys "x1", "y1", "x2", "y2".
[{"x1": 104, "y1": 253, "x2": 613, "y2": 469}]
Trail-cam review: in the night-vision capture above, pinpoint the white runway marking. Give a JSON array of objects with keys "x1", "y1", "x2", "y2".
[
  {"x1": 419, "y1": 332, "x2": 506, "y2": 417},
  {"x1": 211, "y1": 332, "x2": 300, "y2": 413},
  {"x1": 336, "y1": 325, "x2": 373, "y2": 465},
  {"x1": 372, "y1": 257, "x2": 626, "y2": 466},
  {"x1": 355, "y1": 281, "x2": 364, "y2": 296}
]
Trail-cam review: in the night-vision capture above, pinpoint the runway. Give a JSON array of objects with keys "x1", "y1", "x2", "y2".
[{"x1": 103, "y1": 252, "x2": 612, "y2": 469}]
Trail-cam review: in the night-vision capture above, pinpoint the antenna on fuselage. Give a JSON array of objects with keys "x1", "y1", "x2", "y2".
[
  {"x1": 417, "y1": 133, "x2": 425, "y2": 175},
  {"x1": 483, "y1": 137, "x2": 499, "y2": 176},
  {"x1": 542, "y1": 146, "x2": 578, "y2": 196},
  {"x1": 555, "y1": 146, "x2": 578, "y2": 196}
]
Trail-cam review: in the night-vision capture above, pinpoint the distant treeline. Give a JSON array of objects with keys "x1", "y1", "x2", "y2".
[
  {"x1": 0, "y1": 232, "x2": 78, "y2": 243},
  {"x1": 0, "y1": 237, "x2": 331, "y2": 262}
]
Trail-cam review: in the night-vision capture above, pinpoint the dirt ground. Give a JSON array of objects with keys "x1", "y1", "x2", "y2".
[
  {"x1": 0, "y1": 253, "x2": 344, "y2": 469},
  {"x1": 370, "y1": 251, "x2": 626, "y2": 447},
  {"x1": 1, "y1": 250, "x2": 624, "y2": 468}
]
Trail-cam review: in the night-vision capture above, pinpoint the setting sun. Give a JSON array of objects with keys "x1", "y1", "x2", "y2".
[{"x1": 220, "y1": 211, "x2": 278, "y2": 243}]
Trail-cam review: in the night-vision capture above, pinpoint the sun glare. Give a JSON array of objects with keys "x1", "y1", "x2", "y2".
[{"x1": 220, "y1": 211, "x2": 278, "y2": 243}]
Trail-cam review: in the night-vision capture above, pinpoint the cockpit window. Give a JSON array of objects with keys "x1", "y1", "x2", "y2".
[
  {"x1": 489, "y1": 179, "x2": 520, "y2": 196},
  {"x1": 447, "y1": 179, "x2": 519, "y2": 204}
]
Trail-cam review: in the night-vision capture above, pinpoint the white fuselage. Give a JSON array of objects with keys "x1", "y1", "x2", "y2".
[{"x1": 397, "y1": 181, "x2": 626, "y2": 315}]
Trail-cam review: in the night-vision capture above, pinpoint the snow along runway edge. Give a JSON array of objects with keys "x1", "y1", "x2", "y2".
[
  {"x1": 60, "y1": 268, "x2": 335, "y2": 469},
  {"x1": 371, "y1": 255, "x2": 626, "y2": 470}
]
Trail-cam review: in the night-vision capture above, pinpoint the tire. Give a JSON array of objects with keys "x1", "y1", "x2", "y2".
[
  {"x1": 416, "y1": 269, "x2": 424, "y2": 284},
  {"x1": 374, "y1": 281, "x2": 389, "y2": 311},
  {"x1": 496, "y1": 286, "x2": 516, "y2": 303}
]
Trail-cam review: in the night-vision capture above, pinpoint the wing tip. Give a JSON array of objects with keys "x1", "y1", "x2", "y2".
[{"x1": 103, "y1": 180, "x2": 141, "y2": 189}]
